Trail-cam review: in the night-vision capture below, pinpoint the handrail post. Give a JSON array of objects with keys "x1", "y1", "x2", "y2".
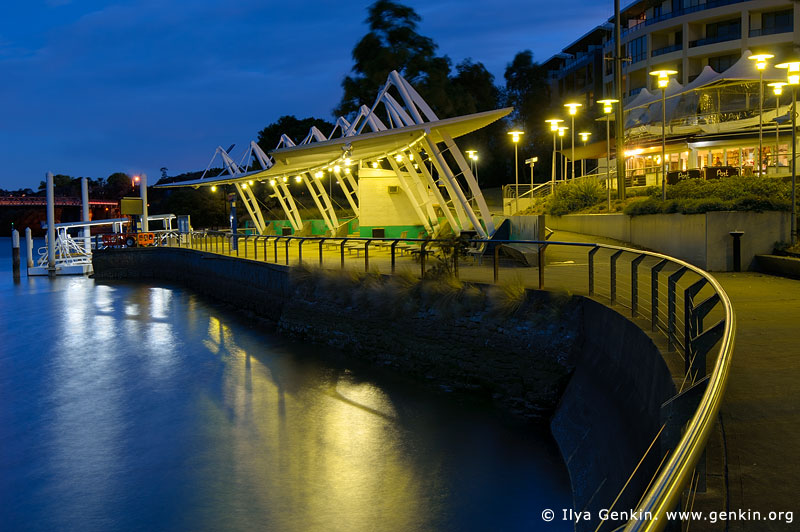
[
  {"x1": 537, "y1": 243, "x2": 546, "y2": 289},
  {"x1": 285, "y1": 238, "x2": 290, "y2": 265},
  {"x1": 254, "y1": 236, "x2": 259, "y2": 261},
  {"x1": 263, "y1": 237, "x2": 268, "y2": 262},
  {"x1": 650, "y1": 259, "x2": 668, "y2": 331},
  {"x1": 420, "y1": 241, "x2": 428, "y2": 278},
  {"x1": 588, "y1": 246, "x2": 600, "y2": 294},
  {"x1": 274, "y1": 237, "x2": 279, "y2": 262},
  {"x1": 319, "y1": 238, "x2": 326, "y2": 266},
  {"x1": 391, "y1": 240, "x2": 398, "y2": 273},
  {"x1": 684, "y1": 278, "x2": 708, "y2": 372},
  {"x1": 493, "y1": 244, "x2": 501, "y2": 283},
  {"x1": 340, "y1": 239, "x2": 348, "y2": 270},
  {"x1": 667, "y1": 266, "x2": 689, "y2": 351},
  {"x1": 631, "y1": 254, "x2": 647, "y2": 317},
  {"x1": 610, "y1": 250, "x2": 624, "y2": 305},
  {"x1": 453, "y1": 242, "x2": 459, "y2": 278},
  {"x1": 364, "y1": 240, "x2": 370, "y2": 272}
]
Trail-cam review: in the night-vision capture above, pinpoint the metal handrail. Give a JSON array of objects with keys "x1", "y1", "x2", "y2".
[{"x1": 159, "y1": 231, "x2": 734, "y2": 530}]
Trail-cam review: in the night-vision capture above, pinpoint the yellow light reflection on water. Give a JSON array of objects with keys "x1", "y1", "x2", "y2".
[{"x1": 193, "y1": 319, "x2": 429, "y2": 531}]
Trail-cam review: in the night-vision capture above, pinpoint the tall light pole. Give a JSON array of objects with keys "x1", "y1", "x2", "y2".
[
  {"x1": 466, "y1": 150, "x2": 479, "y2": 186},
  {"x1": 545, "y1": 119, "x2": 564, "y2": 194},
  {"x1": 525, "y1": 157, "x2": 538, "y2": 199},
  {"x1": 508, "y1": 130, "x2": 524, "y2": 213},
  {"x1": 558, "y1": 127, "x2": 568, "y2": 181},
  {"x1": 776, "y1": 60, "x2": 800, "y2": 244},
  {"x1": 564, "y1": 102, "x2": 582, "y2": 179},
  {"x1": 598, "y1": 99, "x2": 619, "y2": 210},
  {"x1": 769, "y1": 82, "x2": 787, "y2": 169},
  {"x1": 649, "y1": 69, "x2": 677, "y2": 200},
  {"x1": 749, "y1": 54, "x2": 775, "y2": 175},
  {"x1": 579, "y1": 132, "x2": 592, "y2": 176},
  {"x1": 614, "y1": 0, "x2": 626, "y2": 200}
]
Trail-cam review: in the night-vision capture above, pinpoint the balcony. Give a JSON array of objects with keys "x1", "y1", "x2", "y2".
[
  {"x1": 651, "y1": 43, "x2": 682, "y2": 57},
  {"x1": 618, "y1": 0, "x2": 749, "y2": 40},
  {"x1": 749, "y1": 24, "x2": 793, "y2": 38},
  {"x1": 689, "y1": 33, "x2": 739, "y2": 48}
]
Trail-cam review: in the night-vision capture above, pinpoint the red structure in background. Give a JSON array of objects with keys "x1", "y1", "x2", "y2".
[{"x1": 0, "y1": 196, "x2": 118, "y2": 207}]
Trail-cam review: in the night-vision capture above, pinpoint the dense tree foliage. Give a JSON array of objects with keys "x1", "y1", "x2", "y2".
[
  {"x1": 503, "y1": 50, "x2": 552, "y2": 182},
  {"x1": 335, "y1": 0, "x2": 453, "y2": 118}
]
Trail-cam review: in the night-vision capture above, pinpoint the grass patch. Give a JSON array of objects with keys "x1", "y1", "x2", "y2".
[{"x1": 289, "y1": 265, "x2": 536, "y2": 320}]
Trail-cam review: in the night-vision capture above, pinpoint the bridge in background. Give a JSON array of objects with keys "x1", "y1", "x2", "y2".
[{"x1": 0, "y1": 196, "x2": 118, "y2": 207}]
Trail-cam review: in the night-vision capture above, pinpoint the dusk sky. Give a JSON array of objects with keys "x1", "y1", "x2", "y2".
[{"x1": 0, "y1": 1, "x2": 613, "y2": 190}]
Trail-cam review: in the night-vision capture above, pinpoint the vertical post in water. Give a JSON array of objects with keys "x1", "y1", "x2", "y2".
[
  {"x1": 46, "y1": 171, "x2": 56, "y2": 276},
  {"x1": 140, "y1": 173, "x2": 149, "y2": 232},
  {"x1": 25, "y1": 227, "x2": 34, "y2": 268},
  {"x1": 81, "y1": 177, "x2": 91, "y2": 253},
  {"x1": 12, "y1": 229, "x2": 21, "y2": 281}
]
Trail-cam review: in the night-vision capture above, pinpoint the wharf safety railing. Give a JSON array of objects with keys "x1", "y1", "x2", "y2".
[{"x1": 111, "y1": 229, "x2": 734, "y2": 531}]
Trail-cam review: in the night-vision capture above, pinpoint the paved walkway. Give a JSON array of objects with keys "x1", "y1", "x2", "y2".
[
  {"x1": 709, "y1": 272, "x2": 800, "y2": 531},
  {"x1": 546, "y1": 232, "x2": 800, "y2": 531}
]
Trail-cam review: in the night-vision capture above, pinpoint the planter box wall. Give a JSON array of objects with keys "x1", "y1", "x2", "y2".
[{"x1": 546, "y1": 211, "x2": 790, "y2": 271}]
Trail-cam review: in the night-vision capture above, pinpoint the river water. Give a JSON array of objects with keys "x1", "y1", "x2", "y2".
[{"x1": 0, "y1": 238, "x2": 572, "y2": 531}]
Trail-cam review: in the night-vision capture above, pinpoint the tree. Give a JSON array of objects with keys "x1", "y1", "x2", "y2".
[
  {"x1": 335, "y1": 0, "x2": 452, "y2": 118},
  {"x1": 504, "y1": 51, "x2": 553, "y2": 184},
  {"x1": 504, "y1": 51, "x2": 550, "y2": 136},
  {"x1": 448, "y1": 59, "x2": 508, "y2": 187},
  {"x1": 105, "y1": 172, "x2": 133, "y2": 199},
  {"x1": 255, "y1": 115, "x2": 335, "y2": 156}
]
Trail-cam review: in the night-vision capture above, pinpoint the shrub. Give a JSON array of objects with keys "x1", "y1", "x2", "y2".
[
  {"x1": 622, "y1": 176, "x2": 793, "y2": 216},
  {"x1": 548, "y1": 178, "x2": 604, "y2": 215},
  {"x1": 623, "y1": 197, "x2": 661, "y2": 215}
]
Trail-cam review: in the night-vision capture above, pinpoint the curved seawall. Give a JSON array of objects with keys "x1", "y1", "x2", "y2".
[{"x1": 94, "y1": 247, "x2": 675, "y2": 529}]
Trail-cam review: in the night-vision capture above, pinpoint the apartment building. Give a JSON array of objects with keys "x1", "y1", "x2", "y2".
[{"x1": 545, "y1": 0, "x2": 799, "y2": 185}]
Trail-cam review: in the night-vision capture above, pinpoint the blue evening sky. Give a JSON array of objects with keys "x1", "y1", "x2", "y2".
[{"x1": 0, "y1": 0, "x2": 611, "y2": 190}]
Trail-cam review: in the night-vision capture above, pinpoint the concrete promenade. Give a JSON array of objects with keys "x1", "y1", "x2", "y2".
[
  {"x1": 547, "y1": 232, "x2": 800, "y2": 531},
  {"x1": 710, "y1": 271, "x2": 800, "y2": 531}
]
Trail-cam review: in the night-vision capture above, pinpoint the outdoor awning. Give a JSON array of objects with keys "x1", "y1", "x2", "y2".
[
  {"x1": 562, "y1": 139, "x2": 610, "y2": 161},
  {"x1": 156, "y1": 107, "x2": 512, "y2": 188}
]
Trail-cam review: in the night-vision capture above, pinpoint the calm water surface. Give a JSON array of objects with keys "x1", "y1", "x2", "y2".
[{"x1": 0, "y1": 238, "x2": 572, "y2": 531}]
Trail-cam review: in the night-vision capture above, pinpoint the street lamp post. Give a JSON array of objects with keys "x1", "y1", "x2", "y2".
[
  {"x1": 564, "y1": 102, "x2": 582, "y2": 179},
  {"x1": 649, "y1": 69, "x2": 677, "y2": 200},
  {"x1": 597, "y1": 99, "x2": 619, "y2": 210},
  {"x1": 749, "y1": 54, "x2": 775, "y2": 174},
  {"x1": 525, "y1": 157, "x2": 538, "y2": 204},
  {"x1": 545, "y1": 119, "x2": 564, "y2": 195},
  {"x1": 466, "y1": 150, "x2": 479, "y2": 186},
  {"x1": 558, "y1": 127, "x2": 568, "y2": 181},
  {"x1": 769, "y1": 82, "x2": 787, "y2": 169},
  {"x1": 579, "y1": 132, "x2": 592, "y2": 176},
  {"x1": 776, "y1": 60, "x2": 800, "y2": 244},
  {"x1": 508, "y1": 130, "x2": 524, "y2": 213}
]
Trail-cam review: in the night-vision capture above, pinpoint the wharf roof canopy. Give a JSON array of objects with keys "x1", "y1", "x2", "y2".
[{"x1": 158, "y1": 106, "x2": 511, "y2": 189}]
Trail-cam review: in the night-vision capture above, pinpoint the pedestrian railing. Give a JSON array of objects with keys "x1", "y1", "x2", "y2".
[{"x1": 112, "y1": 229, "x2": 735, "y2": 531}]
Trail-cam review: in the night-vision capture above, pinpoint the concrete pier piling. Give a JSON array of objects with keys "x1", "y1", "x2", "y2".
[
  {"x1": 12, "y1": 229, "x2": 20, "y2": 282},
  {"x1": 46, "y1": 171, "x2": 56, "y2": 277},
  {"x1": 25, "y1": 228, "x2": 34, "y2": 268}
]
